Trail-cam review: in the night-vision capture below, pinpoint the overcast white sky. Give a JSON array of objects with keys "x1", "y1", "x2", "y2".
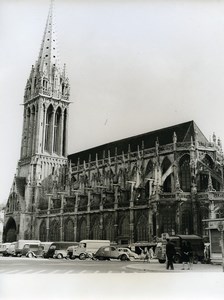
[{"x1": 1, "y1": 0, "x2": 224, "y2": 204}]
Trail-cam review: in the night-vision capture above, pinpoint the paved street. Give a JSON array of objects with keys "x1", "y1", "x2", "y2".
[
  {"x1": 0, "y1": 256, "x2": 136, "y2": 274},
  {"x1": 0, "y1": 257, "x2": 224, "y2": 300},
  {"x1": 0, "y1": 256, "x2": 222, "y2": 274}
]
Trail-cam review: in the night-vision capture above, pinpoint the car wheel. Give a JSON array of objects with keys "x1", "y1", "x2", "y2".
[
  {"x1": 57, "y1": 253, "x2": 63, "y2": 259},
  {"x1": 173, "y1": 254, "x2": 181, "y2": 264},
  {"x1": 158, "y1": 259, "x2": 166, "y2": 264},
  {"x1": 120, "y1": 254, "x2": 128, "y2": 261},
  {"x1": 79, "y1": 253, "x2": 86, "y2": 260},
  {"x1": 98, "y1": 256, "x2": 105, "y2": 261}
]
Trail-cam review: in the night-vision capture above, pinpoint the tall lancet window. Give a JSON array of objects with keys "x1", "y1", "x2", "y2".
[
  {"x1": 44, "y1": 105, "x2": 53, "y2": 153},
  {"x1": 179, "y1": 155, "x2": 191, "y2": 192},
  {"x1": 62, "y1": 109, "x2": 67, "y2": 156},
  {"x1": 53, "y1": 107, "x2": 61, "y2": 154}
]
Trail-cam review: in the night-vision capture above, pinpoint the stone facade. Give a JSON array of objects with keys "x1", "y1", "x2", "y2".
[{"x1": 32, "y1": 121, "x2": 224, "y2": 245}]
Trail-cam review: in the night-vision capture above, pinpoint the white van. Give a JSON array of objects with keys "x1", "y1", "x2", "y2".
[
  {"x1": 15, "y1": 240, "x2": 41, "y2": 257},
  {"x1": 72, "y1": 240, "x2": 110, "y2": 260},
  {"x1": 5, "y1": 242, "x2": 17, "y2": 256}
]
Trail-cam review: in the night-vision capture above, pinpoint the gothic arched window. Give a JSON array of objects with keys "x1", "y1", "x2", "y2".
[
  {"x1": 64, "y1": 219, "x2": 74, "y2": 241},
  {"x1": 179, "y1": 155, "x2": 191, "y2": 192},
  {"x1": 136, "y1": 215, "x2": 148, "y2": 242},
  {"x1": 90, "y1": 216, "x2": 101, "y2": 240},
  {"x1": 103, "y1": 215, "x2": 114, "y2": 241},
  {"x1": 49, "y1": 219, "x2": 60, "y2": 241},
  {"x1": 39, "y1": 221, "x2": 47, "y2": 242},
  {"x1": 78, "y1": 218, "x2": 87, "y2": 241},
  {"x1": 62, "y1": 109, "x2": 67, "y2": 156},
  {"x1": 119, "y1": 215, "x2": 130, "y2": 236},
  {"x1": 45, "y1": 105, "x2": 54, "y2": 153},
  {"x1": 53, "y1": 107, "x2": 61, "y2": 154}
]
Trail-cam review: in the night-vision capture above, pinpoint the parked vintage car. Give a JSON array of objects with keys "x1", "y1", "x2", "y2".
[
  {"x1": 0, "y1": 243, "x2": 11, "y2": 256},
  {"x1": 94, "y1": 246, "x2": 130, "y2": 261},
  {"x1": 117, "y1": 247, "x2": 139, "y2": 259},
  {"x1": 43, "y1": 242, "x2": 79, "y2": 259}
]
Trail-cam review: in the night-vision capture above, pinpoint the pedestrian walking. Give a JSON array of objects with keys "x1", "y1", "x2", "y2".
[
  {"x1": 181, "y1": 240, "x2": 191, "y2": 270},
  {"x1": 166, "y1": 238, "x2": 176, "y2": 270}
]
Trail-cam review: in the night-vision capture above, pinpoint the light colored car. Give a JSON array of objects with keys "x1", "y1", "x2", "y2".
[
  {"x1": 118, "y1": 248, "x2": 139, "y2": 259},
  {"x1": 94, "y1": 246, "x2": 130, "y2": 261}
]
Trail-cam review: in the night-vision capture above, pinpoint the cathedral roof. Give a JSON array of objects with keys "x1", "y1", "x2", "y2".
[{"x1": 68, "y1": 120, "x2": 208, "y2": 164}]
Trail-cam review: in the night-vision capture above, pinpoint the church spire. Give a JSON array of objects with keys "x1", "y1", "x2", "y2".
[
  {"x1": 24, "y1": 0, "x2": 69, "y2": 102},
  {"x1": 37, "y1": 0, "x2": 60, "y2": 76}
]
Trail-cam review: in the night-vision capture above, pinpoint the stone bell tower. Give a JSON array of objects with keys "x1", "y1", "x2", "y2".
[{"x1": 4, "y1": 0, "x2": 71, "y2": 241}]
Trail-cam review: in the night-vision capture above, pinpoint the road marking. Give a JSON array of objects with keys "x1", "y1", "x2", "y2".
[
  {"x1": 5, "y1": 270, "x2": 20, "y2": 274},
  {"x1": 65, "y1": 270, "x2": 74, "y2": 274},
  {"x1": 35, "y1": 270, "x2": 47, "y2": 274},
  {"x1": 19, "y1": 269, "x2": 34, "y2": 274},
  {"x1": 50, "y1": 270, "x2": 60, "y2": 274}
]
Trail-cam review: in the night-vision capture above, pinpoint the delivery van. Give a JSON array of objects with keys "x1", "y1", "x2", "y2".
[
  {"x1": 4, "y1": 242, "x2": 17, "y2": 256},
  {"x1": 155, "y1": 235, "x2": 204, "y2": 264},
  {"x1": 15, "y1": 240, "x2": 41, "y2": 257},
  {"x1": 72, "y1": 240, "x2": 110, "y2": 260}
]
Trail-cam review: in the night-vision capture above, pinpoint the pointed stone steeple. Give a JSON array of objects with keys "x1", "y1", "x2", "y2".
[
  {"x1": 24, "y1": 0, "x2": 70, "y2": 102},
  {"x1": 37, "y1": 0, "x2": 60, "y2": 75}
]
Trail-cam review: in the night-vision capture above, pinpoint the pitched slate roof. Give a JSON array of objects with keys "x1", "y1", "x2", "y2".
[{"x1": 68, "y1": 120, "x2": 208, "y2": 164}]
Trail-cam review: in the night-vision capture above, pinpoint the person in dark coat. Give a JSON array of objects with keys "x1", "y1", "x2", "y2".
[{"x1": 166, "y1": 238, "x2": 176, "y2": 270}]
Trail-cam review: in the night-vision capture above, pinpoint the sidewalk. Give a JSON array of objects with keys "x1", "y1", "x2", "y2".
[{"x1": 126, "y1": 259, "x2": 223, "y2": 272}]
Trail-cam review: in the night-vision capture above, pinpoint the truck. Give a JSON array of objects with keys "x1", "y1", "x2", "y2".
[
  {"x1": 155, "y1": 235, "x2": 204, "y2": 264},
  {"x1": 71, "y1": 240, "x2": 110, "y2": 260}
]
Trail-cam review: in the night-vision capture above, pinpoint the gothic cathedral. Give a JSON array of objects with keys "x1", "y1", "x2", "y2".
[{"x1": 4, "y1": 2, "x2": 224, "y2": 245}]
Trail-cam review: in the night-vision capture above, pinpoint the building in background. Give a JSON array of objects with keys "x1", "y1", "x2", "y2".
[{"x1": 3, "y1": 2, "x2": 224, "y2": 245}]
